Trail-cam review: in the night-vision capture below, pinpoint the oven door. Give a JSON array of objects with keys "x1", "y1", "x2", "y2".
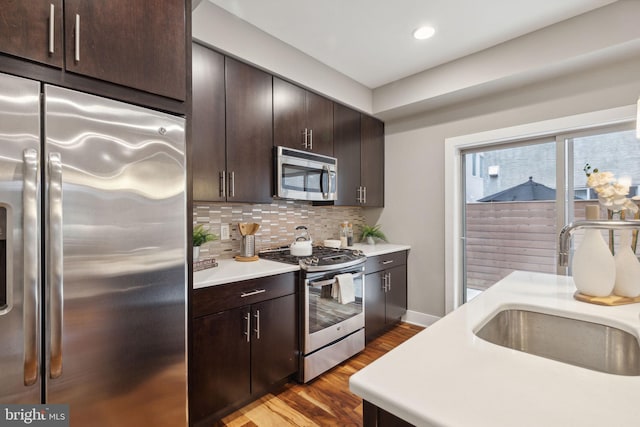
[
  {"x1": 304, "y1": 267, "x2": 364, "y2": 354},
  {"x1": 275, "y1": 146, "x2": 337, "y2": 201}
]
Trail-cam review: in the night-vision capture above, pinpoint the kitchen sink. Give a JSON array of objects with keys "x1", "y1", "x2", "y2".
[{"x1": 475, "y1": 309, "x2": 640, "y2": 376}]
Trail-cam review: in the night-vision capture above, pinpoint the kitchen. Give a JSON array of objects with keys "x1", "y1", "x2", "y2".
[{"x1": 1, "y1": 0, "x2": 640, "y2": 426}]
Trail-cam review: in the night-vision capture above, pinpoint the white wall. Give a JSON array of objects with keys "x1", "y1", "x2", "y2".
[
  {"x1": 377, "y1": 54, "x2": 640, "y2": 318},
  {"x1": 192, "y1": 1, "x2": 372, "y2": 113}
]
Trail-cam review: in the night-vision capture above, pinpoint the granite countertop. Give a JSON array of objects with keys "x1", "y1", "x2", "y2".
[
  {"x1": 193, "y1": 243, "x2": 410, "y2": 289},
  {"x1": 349, "y1": 271, "x2": 640, "y2": 427}
]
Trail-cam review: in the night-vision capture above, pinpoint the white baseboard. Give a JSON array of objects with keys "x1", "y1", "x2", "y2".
[{"x1": 402, "y1": 310, "x2": 441, "y2": 328}]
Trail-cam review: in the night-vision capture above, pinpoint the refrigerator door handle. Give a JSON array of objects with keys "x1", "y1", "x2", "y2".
[
  {"x1": 23, "y1": 149, "x2": 39, "y2": 386},
  {"x1": 48, "y1": 152, "x2": 64, "y2": 379}
]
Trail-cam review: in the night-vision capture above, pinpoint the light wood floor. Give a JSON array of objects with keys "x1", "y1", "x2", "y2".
[{"x1": 217, "y1": 322, "x2": 425, "y2": 427}]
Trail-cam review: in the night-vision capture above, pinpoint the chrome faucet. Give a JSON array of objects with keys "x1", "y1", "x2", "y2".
[{"x1": 558, "y1": 220, "x2": 640, "y2": 266}]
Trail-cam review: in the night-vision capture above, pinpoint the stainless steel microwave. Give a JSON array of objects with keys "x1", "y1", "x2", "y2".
[{"x1": 274, "y1": 146, "x2": 338, "y2": 201}]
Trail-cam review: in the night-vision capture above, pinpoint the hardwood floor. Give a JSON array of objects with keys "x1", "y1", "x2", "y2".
[{"x1": 216, "y1": 322, "x2": 424, "y2": 426}]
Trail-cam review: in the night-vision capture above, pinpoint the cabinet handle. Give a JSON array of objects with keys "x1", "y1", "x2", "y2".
[
  {"x1": 48, "y1": 4, "x2": 55, "y2": 54},
  {"x1": 228, "y1": 171, "x2": 235, "y2": 198},
  {"x1": 308, "y1": 129, "x2": 313, "y2": 150},
  {"x1": 254, "y1": 310, "x2": 261, "y2": 340},
  {"x1": 74, "y1": 14, "x2": 80, "y2": 62},
  {"x1": 244, "y1": 313, "x2": 251, "y2": 343},
  {"x1": 387, "y1": 272, "x2": 391, "y2": 292},
  {"x1": 240, "y1": 289, "x2": 266, "y2": 298},
  {"x1": 382, "y1": 260, "x2": 394, "y2": 265},
  {"x1": 219, "y1": 171, "x2": 226, "y2": 198},
  {"x1": 362, "y1": 186, "x2": 367, "y2": 204},
  {"x1": 302, "y1": 128, "x2": 308, "y2": 149},
  {"x1": 382, "y1": 273, "x2": 388, "y2": 292},
  {"x1": 356, "y1": 186, "x2": 362, "y2": 203}
]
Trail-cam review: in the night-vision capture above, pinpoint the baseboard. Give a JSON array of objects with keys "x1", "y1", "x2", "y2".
[{"x1": 402, "y1": 310, "x2": 441, "y2": 327}]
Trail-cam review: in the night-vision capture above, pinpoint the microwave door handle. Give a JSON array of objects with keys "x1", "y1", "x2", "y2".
[{"x1": 321, "y1": 165, "x2": 330, "y2": 199}]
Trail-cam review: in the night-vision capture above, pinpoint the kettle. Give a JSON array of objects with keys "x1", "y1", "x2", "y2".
[{"x1": 290, "y1": 225, "x2": 312, "y2": 256}]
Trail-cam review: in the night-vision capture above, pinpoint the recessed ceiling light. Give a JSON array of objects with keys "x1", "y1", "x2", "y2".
[{"x1": 413, "y1": 26, "x2": 435, "y2": 40}]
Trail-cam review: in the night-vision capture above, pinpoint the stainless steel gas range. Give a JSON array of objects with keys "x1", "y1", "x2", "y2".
[{"x1": 259, "y1": 246, "x2": 366, "y2": 382}]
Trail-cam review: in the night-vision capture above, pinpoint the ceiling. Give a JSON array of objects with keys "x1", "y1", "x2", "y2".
[{"x1": 205, "y1": 0, "x2": 617, "y2": 89}]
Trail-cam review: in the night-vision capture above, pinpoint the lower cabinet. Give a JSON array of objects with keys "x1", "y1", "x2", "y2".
[
  {"x1": 191, "y1": 273, "x2": 298, "y2": 426},
  {"x1": 363, "y1": 401, "x2": 414, "y2": 427},
  {"x1": 365, "y1": 251, "x2": 408, "y2": 342}
]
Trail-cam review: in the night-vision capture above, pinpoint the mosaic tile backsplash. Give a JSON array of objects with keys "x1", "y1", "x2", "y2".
[{"x1": 193, "y1": 200, "x2": 365, "y2": 259}]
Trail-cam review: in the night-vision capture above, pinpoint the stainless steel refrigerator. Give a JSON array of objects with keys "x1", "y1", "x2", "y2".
[{"x1": 0, "y1": 72, "x2": 187, "y2": 426}]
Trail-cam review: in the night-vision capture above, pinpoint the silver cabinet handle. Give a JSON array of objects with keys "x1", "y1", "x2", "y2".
[
  {"x1": 240, "y1": 289, "x2": 266, "y2": 298},
  {"x1": 74, "y1": 14, "x2": 80, "y2": 62},
  {"x1": 356, "y1": 186, "x2": 363, "y2": 203},
  {"x1": 302, "y1": 128, "x2": 308, "y2": 149},
  {"x1": 387, "y1": 272, "x2": 391, "y2": 292},
  {"x1": 308, "y1": 129, "x2": 313, "y2": 150},
  {"x1": 219, "y1": 170, "x2": 226, "y2": 198},
  {"x1": 22, "y1": 149, "x2": 39, "y2": 386},
  {"x1": 228, "y1": 171, "x2": 235, "y2": 198},
  {"x1": 362, "y1": 186, "x2": 367, "y2": 204},
  {"x1": 244, "y1": 313, "x2": 251, "y2": 343},
  {"x1": 382, "y1": 260, "x2": 394, "y2": 265},
  {"x1": 254, "y1": 310, "x2": 260, "y2": 340},
  {"x1": 48, "y1": 153, "x2": 63, "y2": 379},
  {"x1": 49, "y1": 4, "x2": 55, "y2": 54}
]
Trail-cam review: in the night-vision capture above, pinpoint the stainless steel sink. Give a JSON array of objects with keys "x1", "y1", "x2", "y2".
[{"x1": 475, "y1": 309, "x2": 640, "y2": 376}]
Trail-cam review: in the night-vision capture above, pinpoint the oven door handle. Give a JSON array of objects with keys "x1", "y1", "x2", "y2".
[{"x1": 307, "y1": 271, "x2": 364, "y2": 288}]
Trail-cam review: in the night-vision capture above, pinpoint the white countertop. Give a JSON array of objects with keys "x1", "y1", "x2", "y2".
[
  {"x1": 193, "y1": 258, "x2": 299, "y2": 289},
  {"x1": 349, "y1": 271, "x2": 640, "y2": 427},
  {"x1": 193, "y1": 243, "x2": 410, "y2": 289}
]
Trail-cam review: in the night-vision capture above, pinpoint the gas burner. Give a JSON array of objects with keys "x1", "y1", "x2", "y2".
[{"x1": 259, "y1": 246, "x2": 366, "y2": 272}]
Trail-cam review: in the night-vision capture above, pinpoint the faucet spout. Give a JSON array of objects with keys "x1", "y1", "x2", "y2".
[{"x1": 558, "y1": 219, "x2": 640, "y2": 267}]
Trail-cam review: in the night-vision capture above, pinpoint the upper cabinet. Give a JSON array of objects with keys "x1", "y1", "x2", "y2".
[
  {"x1": 0, "y1": 0, "x2": 64, "y2": 67},
  {"x1": 192, "y1": 43, "x2": 226, "y2": 202},
  {"x1": 192, "y1": 44, "x2": 273, "y2": 204},
  {"x1": 334, "y1": 104, "x2": 385, "y2": 207},
  {"x1": 273, "y1": 78, "x2": 334, "y2": 156},
  {"x1": 0, "y1": 0, "x2": 186, "y2": 101},
  {"x1": 225, "y1": 58, "x2": 274, "y2": 203},
  {"x1": 360, "y1": 114, "x2": 385, "y2": 207}
]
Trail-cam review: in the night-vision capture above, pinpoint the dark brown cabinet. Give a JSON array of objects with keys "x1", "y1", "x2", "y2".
[
  {"x1": 273, "y1": 77, "x2": 334, "y2": 156},
  {"x1": 333, "y1": 104, "x2": 385, "y2": 207},
  {"x1": 191, "y1": 48, "x2": 274, "y2": 203},
  {"x1": 364, "y1": 251, "x2": 407, "y2": 342},
  {"x1": 0, "y1": 0, "x2": 64, "y2": 67},
  {"x1": 360, "y1": 114, "x2": 385, "y2": 207},
  {"x1": 0, "y1": 0, "x2": 186, "y2": 101},
  {"x1": 192, "y1": 43, "x2": 226, "y2": 202},
  {"x1": 191, "y1": 273, "x2": 298, "y2": 426},
  {"x1": 224, "y1": 57, "x2": 274, "y2": 203}
]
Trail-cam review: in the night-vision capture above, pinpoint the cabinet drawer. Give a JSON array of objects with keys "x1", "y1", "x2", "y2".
[
  {"x1": 365, "y1": 251, "x2": 407, "y2": 274},
  {"x1": 193, "y1": 272, "x2": 296, "y2": 318}
]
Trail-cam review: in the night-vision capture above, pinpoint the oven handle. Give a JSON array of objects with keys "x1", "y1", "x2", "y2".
[{"x1": 307, "y1": 271, "x2": 364, "y2": 288}]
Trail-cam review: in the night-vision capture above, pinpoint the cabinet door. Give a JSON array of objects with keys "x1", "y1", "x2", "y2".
[
  {"x1": 334, "y1": 103, "x2": 361, "y2": 206},
  {"x1": 385, "y1": 266, "x2": 407, "y2": 326},
  {"x1": 361, "y1": 114, "x2": 385, "y2": 207},
  {"x1": 273, "y1": 78, "x2": 306, "y2": 151},
  {"x1": 64, "y1": 0, "x2": 186, "y2": 100},
  {"x1": 0, "y1": 0, "x2": 64, "y2": 67},
  {"x1": 225, "y1": 57, "x2": 273, "y2": 203},
  {"x1": 251, "y1": 294, "x2": 298, "y2": 396},
  {"x1": 306, "y1": 91, "x2": 334, "y2": 156},
  {"x1": 191, "y1": 307, "x2": 251, "y2": 423},
  {"x1": 365, "y1": 272, "x2": 386, "y2": 342},
  {"x1": 192, "y1": 44, "x2": 226, "y2": 202}
]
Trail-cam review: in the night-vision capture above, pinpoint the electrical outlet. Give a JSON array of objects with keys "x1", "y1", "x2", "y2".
[{"x1": 220, "y1": 223, "x2": 230, "y2": 241}]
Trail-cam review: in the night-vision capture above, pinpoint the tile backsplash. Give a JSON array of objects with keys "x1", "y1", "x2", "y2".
[{"x1": 193, "y1": 200, "x2": 365, "y2": 259}]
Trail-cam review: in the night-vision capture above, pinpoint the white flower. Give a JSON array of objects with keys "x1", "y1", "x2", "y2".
[{"x1": 585, "y1": 167, "x2": 637, "y2": 214}]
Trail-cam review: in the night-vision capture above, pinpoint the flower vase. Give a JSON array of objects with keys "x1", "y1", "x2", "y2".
[
  {"x1": 193, "y1": 246, "x2": 200, "y2": 262},
  {"x1": 572, "y1": 205, "x2": 615, "y2": 297},
  {"x1": 366, "y1": 236, "x2": 375, "y2": 245},
  {"x1": 613, "y1": 232, "x2": 640, "y2": 297}
]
